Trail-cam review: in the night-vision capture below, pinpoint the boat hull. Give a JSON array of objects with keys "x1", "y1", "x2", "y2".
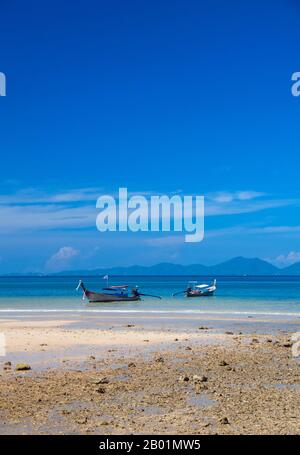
[
  {"x1": 85, "y1": 290, "x2": 140, "y2": 303},
  {"x1": 186, "y1": 289, "x2": 216, "y2": 297}
]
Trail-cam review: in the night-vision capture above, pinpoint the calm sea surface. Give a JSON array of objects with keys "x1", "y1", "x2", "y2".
[{"x1": 0, "y1": 276, "x2": 300, "y2": 317}]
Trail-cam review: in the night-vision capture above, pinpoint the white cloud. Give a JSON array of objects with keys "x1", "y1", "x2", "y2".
[
  {"x1": 271, "y1": 251, "x2": 300, "y2": 267},
  {"x1": 208, "y1": 190, "x2": 265, "y2": 203},
  {"x1": 45, "y1": 246, "x2": 79, "y2": 272}
]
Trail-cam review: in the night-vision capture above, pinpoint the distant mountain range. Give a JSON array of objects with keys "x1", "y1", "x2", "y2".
[{"x1": 7, "y1": 256, "x2": 299, "y2": 276}]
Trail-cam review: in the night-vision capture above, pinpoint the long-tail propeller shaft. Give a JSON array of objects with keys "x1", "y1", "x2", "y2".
[
  {"x1": 172, "y1": 290, "x2": 186, "y2": 297},
  {"x1": 137, "y1": 292, "x2": 162, "y2": 300}
]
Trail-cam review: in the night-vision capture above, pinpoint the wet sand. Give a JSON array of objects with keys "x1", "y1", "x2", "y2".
[{"x1": 0, "y1": 314, "x2": 300, "y2": 434}]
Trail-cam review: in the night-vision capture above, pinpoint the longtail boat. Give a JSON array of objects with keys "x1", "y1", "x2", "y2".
[
  {"x1": 173, "y1": 279, "x2": 217, "y2": 298},
  {"x1": 76, "y1": 280, "x2": 161, "y2": 303}
]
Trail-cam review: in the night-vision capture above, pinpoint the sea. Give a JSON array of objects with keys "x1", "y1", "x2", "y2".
[{"x1": 0, "y1": 275, "x2": 300, "y2": 319}]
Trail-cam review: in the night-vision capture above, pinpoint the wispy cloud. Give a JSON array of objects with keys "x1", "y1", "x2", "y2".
[
  {"x1": 249, "y1": 226, "x2": 300, "y2": 234},
  {"x1": 205, "y1": 198, "x2": 298, "y2": 216},
  {"x1": 45, "y1": 246, "x2": 79, "y2": 272},
  {"x1": 144, "y1": 235, "x2": 184, "y2": 247},
  {"x1": 0, "y1": 186, "x2": 298, "y2": 233},
  {"x1": 206, "y1": 224, "x2": 300, "y2": 238},
  {"x1": 205, "y1": 190, "x2": 298, "y2": 216},
  {"x1": 0, "y1": 187, "x2": 103, "y2": 205},
  {"x1": 208, "y1": 190, "x2": 265, "y2": 203},
  {"x1": 0, "y1": 204, "x2": 96, "y2": 232}
]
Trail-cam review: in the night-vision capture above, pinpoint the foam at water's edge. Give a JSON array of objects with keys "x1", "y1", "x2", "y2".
[{"x1": 0, "y1": 309, "x2": 299, "y2": 317}]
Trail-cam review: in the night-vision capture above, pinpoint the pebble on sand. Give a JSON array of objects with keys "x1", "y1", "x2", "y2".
[
  {"x1": 220, "y1": 417, "x2": 229, "y2": 424},
  {"x1": 96, "y1": 386, "x2": 106, "y2": 394},
  {"x1": 94, "y1": 377, "x2": 109, "y2": 385},
  {"x1": 179, "y1": 375, "x2": 190, "y2": 382},
  {"x1": 15, "y1": 364, "x2": 31, "y2": 371},
  {"x1": 282, "y1": 342, "x2": 292, "y2": 348},
  {"x1": 155, "y1": 357, "x2": 165, "y2": 363},
  {"x1": 76, "y1": 417, "x2": 88, "y2": 425},
  {"x1": 193, "y1": 375, "x2": 208, "y2": 382}
]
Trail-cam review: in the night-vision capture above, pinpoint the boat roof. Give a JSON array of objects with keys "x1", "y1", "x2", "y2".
[
  {"x1": 188, "y1": 281, "x2": 209, "y2": 288},
  {"x1": 103, "y1": 285, "x2": 128, "y2": 290}
]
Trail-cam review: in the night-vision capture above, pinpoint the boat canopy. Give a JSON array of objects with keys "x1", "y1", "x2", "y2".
[
  {"x1": 103, "y1": 285, "x2": 128, "y2": 291},
  {"x1": 188, "y1": 281, "x2": 210, "y2": 289}
]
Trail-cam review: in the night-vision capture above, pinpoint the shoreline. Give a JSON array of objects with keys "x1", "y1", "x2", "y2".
[
  {"x1": 1, "y1": 308, "x2": 300, "y2": 316},
  {"x1": 1, "y1": 312, "x2": 300, "y2": 365}
]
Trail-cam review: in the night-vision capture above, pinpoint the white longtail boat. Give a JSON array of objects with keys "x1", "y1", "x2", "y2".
[{"x1": 173, "y1": 279, "x2": 217, "y2": 298}]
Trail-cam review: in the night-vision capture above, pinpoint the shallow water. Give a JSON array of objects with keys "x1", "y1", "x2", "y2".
[
  {"x1": 187, "y1": 393, "x2": 216, "y2": 409},
  {"x1": 271, "y1": 383, "x2": 300, "y2": 390},
  {"x1": 0, "y1": 276, "x2": 300, "y2": 317}
]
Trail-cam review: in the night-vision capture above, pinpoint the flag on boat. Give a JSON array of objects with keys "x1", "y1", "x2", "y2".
[{"x1": 103, "y1": 275, "x2": 108, "y2": 280}]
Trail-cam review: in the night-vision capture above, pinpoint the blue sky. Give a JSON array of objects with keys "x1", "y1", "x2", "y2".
[{"x1": 0, "y1": 0, "x2": 300, "y2": 273}]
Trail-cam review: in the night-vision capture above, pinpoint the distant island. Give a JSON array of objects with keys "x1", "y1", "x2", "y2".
[{"x1": 4, "y1": 256, "x2": 300, "y2": 277}]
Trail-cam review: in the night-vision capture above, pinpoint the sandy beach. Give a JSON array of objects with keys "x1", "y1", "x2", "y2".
[{"x1": 0, "y1": 313, "x2": 299, "y2": 435}]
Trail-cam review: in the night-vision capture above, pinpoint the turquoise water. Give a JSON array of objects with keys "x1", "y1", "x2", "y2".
[{"x1": 0, "y1": 276, "x2": 300, "y2": 317}]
